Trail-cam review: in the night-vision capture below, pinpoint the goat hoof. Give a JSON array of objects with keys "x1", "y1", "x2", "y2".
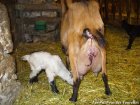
[
  {"x1": 126, "y1": 48, "x2": 130, "y2": 50},
  {"x1": 29, "y1": 77, "x2": 38, "y2": 83},
  {"x1": 126, "y1": 46, "x2": 131, "y2": 50},
  {"x1": 52, "y1": 89, "x2": 59, "y2": 94},
  {"x1": 69, "y1": 97, "x2": 77, "y2": 102},
  {"x1": 105, "y1": 90, "x2": 112, "y2": 96}
]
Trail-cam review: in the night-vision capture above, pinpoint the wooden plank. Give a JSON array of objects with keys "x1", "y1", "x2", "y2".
[
  {"x1": 15, "y1": 3, "x2": 61, "y2": 11},
  {"x1": 137, "y1": 0, "x2": 140, "y2": 23},
  {"x1": 99, "y1": 0, "x2": 104, "y2": 18},
  {"x1": 126, "y1": 0, "x2": 131, "y2": 23},
  {"x1": 112, "y1": 0, "x2": 115, "y2": 20},
  {"x1": 105, "y1": 0, "x2": 108, "y2": 21},
  {"x1": 119, "y1": 0, "x2": 122, "y2": 21},
  {"x1": 20, "y1": 9, "x2": 25, "y2": 42},
  {"x1": 22, "y1": 17, "x2": 61, "y2": 24}
]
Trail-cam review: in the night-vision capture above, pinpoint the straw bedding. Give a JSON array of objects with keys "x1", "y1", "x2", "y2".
[{"x1": 14, "y1": 25, "x2": 140, "y2": 105}]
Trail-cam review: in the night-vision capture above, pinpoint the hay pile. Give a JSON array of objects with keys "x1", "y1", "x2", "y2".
[{"x1": 14, "y1": 26, "x2": 140, "y2": 105}]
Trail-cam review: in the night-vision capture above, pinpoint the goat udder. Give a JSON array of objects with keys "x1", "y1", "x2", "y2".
[{"x1": 86, "y1": 48, "x2": 98, "y2": 66}]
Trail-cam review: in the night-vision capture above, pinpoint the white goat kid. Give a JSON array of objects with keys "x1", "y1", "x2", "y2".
[{"x1": 21, "y1": 51, "x2": 73, "y2": 93}]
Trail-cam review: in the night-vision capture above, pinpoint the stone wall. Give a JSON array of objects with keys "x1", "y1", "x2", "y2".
[{"x1": 0, "y1": 2, "x2": 21, "y2": 105}]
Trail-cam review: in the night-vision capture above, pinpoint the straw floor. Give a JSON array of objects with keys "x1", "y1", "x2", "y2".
[{"x1": 14, "y1": 25, "x2": 140, "y2": 105}]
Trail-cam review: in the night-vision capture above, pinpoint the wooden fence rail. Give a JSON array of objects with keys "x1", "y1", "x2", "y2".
[{"x1": 97, "y1": 0, "x2": 140, "y2": 24}]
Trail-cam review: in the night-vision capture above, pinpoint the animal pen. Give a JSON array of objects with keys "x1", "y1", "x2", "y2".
[
  {"x1": 98, "y1": 0, "x2": 140, "y2": 24},
  {"x1": 0, "y1": 0, "x2": 139, "y2": 105}
]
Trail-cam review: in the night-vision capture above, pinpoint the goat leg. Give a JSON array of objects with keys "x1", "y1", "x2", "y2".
[
  {"x1": 29, "y1": 70, "x2": 39, "y2": 83},
  {"x1": 29, "y1": 76, "x2": 38, "y2": 83},
  {"x1": 50, "y1": 81, "x2": 59, "y2": 93},
  {"x1": 69, "y1": 78, "x2": 81, "y2": 102},
  {"x1": 102, "y1": 73, "x2": 111, "y2": 95},
  {"x1": 126, "y1": 36, "x2": 135, "y2": 49}
]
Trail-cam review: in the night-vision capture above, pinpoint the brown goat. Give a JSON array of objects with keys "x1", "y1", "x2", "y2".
[{"x1": 60, "y1": 0, "x2": 111, "y2": 102}]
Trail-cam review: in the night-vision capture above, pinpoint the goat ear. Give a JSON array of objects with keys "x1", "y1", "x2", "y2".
[{"x1": 96, "y1": 30, "x2": 106, "y2": 48}]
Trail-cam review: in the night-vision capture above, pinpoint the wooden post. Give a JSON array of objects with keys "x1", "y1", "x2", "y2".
[
  {"x1": 119, "y1": 0, "x2": 122, "y2": 21},
  {"x1": 98, "y1": 0, "x2": 102, "y2": 16},
  {"x1": 112, "y1": 0, "x2": 115, "y2": 21},
  {"x1": 105, "y1": 0, "x2": 108, "y2": 22},
  {"x1": 99, "y1": 0, "x2": 104, "y2": 19},
  {"x1": 136, "y1": 0, "x2": 140, "y2": 24},
  {"x1": 126, "y1": 0, "x2": 131, "y2": 23}
]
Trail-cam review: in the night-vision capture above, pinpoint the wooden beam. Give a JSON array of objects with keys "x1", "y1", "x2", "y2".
[
  {"x1": 126, "y1": 0, "x2": 131, "y2": 23},
  {"x1": 112, "y1": 0, "x2": 115, "y2": 20},
  {"x1": 99, "y1": 0, "x2": 104, "y2": 18},
  {"x1": 15, "y1": 3, "x2": 61, "y2": 11},
  {"x1": 21, "y1": 17, "x2": 61, "y2": 24},
  {"x1": 137, "y1": 0, "x2": 140, "y2": 24},
  {"x1": 119, "y1": 0, "x2": 122, "y2": 21},
  {"x1": 105, "y1": 0, "x2": 108, "y2": 21}
]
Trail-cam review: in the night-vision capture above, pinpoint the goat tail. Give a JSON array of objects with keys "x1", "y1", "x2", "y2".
[{"x1": 21, "y1": 55, "x2": 30, "y2": 61}]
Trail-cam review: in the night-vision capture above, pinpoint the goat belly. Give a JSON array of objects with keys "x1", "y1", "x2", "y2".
[{"x1": 77, "y1": 39, "x2": 102, "y2": 76}]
